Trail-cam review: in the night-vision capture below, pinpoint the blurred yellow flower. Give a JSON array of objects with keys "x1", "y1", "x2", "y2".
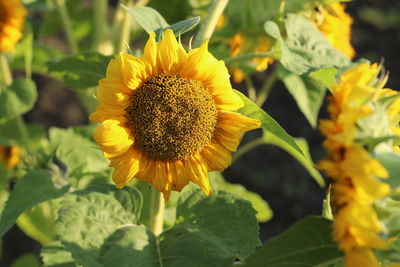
[
  {"x1": 319, "y1": 63, "x2": 391, "y2": 266},
  {"x1": 317, "y1": 2, "x2": 355, "y2": 59},
  {"x1": 0, "y1": 0, "x2": 27, "y2": 52},
  {"x1": 90, "y1": 30, "x2": 260, "y2": 200},
  {"x1": 252, "y1": 38, "x2": 273, "y2": 72},
  {"x1": 0, "y1": 145, "x2": 21, "y2": 169}
]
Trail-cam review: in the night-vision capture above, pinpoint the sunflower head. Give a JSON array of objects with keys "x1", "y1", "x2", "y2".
[
  {"x1": 0, "y1": 0, "x2": 27, "y2": 52},
  {"x1": 91, "y1": 30, "x2": 260, "y2": 200}
]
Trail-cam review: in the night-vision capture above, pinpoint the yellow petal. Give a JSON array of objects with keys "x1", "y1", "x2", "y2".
[
  {"x1": 201, "y1": 142, "x2": 232, "y2": 171},
  {"x1": 169, "y1": 160, "x2": 190, "y2": 192},
  {"x1": 181, "y1": 41, "x2": 243, "y2": 111},
  {"x1": 94, "y1": 119, "x2": 133, "y2": 158},
  {"x1": 215, "y1": 111, "x2": 261, "y2": 151},
  {"x1": 112, "y1": 148, "x2": 142, "y2": 188},
  {"x1": 156, "y1": 29, "x2": 188, "y2": 75},
  {"x1": 187, "y1": 154, "x2": 212, "y2": 195},
  {"x1": 96, "y1": 78, "x2": 131, "y2": 108},
  {"x1": 345, "y1": 249, "x2": 380, "y2": 267},
  {"x1": 89, "y1": 104, "x2": 128, "y2": 123},
  {"x1": 141, "y1": 32, "x2": 158, "y2": 77}
]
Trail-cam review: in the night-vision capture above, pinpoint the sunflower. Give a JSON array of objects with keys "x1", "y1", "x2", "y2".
[
  {"x1": 91, "y1": 30, "x2": 260, "y2": 200},
  {"x1": 319, "y1": 64, "x2": 392, "y2": 266},
  {"x1": 0, "y1": 145, "x2": 21, "y2": 169},
  {"x1": 317, "y1": 2, "x2": 355, "y2": 59},
  {"x1": 0, "y1": 0, "x2": 27, "y2": 52}
]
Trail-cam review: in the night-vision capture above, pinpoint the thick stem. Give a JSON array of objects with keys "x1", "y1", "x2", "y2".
[
  {"x1": 149, "y1": 189, "x2": 164, "y2": 235},
  {"x1": 54, "y1": 0, "x2": 79, "y2": 54},
  {"x1": 193, "y1": 0, "x2": 229, "y2": 48},
  {"x1": 0, "y1": 54, "x2": 13, "y2": 86},
  {"x1": 116, "y1": 0, "x2": 133, "y2": 53},
  {"x1": 255, "y1": 68, "x2": 278, "y2": 107}
]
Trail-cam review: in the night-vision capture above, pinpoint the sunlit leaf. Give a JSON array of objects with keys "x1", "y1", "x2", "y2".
[
  {"x1": 41, "y1": 241, "x2": 76, "y2": 267},
  {"x1": 56, "y1": 184, "x2": 142, "y2": 267},
  {"x1": 10, "y1": 253, "x2": 40, "y2": 267}
]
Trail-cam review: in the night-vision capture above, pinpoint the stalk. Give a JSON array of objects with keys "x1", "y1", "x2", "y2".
[
  {"x1": 149, "y1": 189, "x2": 164, "y2": 235},
  {"x1": 194, "y1": 0, "x2": 229, "y2": 48},
  {"x1": 0, "y1": 54, "x2": 12, "y2": 86},
  {"x1": 254, "y1": 68, "x2": 278, "y2": 107},
  {"x1": 93, "y1": 0, "x2": 114, "y2": 54},
  {"x1": 54, "y1": 0, "x2": 79, "y2": 54},
  {"x1": 115, "y1": 0, "x2": 133, "y2": 53}
]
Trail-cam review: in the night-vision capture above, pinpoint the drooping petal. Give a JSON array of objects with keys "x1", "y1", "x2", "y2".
[
  {"x1": 96, "y1": 78, "x2": 131, "y2": 108},
  {"x1": 112, "y1": 148, "x2": 142, "y2": 188},
  {"x1": 187, "y1": 154, "x2": 211, "y2": 195},
  {"x1": 201, "y1": 142, "x2": 232, "y2": 171}
]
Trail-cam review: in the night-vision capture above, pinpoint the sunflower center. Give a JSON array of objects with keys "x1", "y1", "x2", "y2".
[{"x1": 127, "y1": 74, "x2": 218, "y2": 161}]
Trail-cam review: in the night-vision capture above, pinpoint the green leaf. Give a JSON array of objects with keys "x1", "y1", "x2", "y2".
[
  {"x1": 56, "y1": 184, "x2": 142, "y2": 267},
  {"x1": 41, "y1": 241, "x2": 77, "y2": 267},
  {"x1": 244, "y1": 217, "x2": 343, "y2": 267},
  {"x1": 308, "y1": 67, "x2": 338, "y2": 90},
  {"x1": 123, "y1": 6, "x2": 169, "y2": 36},
  {"x1": 262, "y1": 131, "x2": 325, "y2": 186},
  {"x1": 160, "y1": 224, "x2": 234, "y2": 267},
  {"x1": 47, "y1": 52, "x2": 111, "y2": 89},
  {"x1": 159, "y1": 16, "x2": 201, "y2": 37},
  {"x1": 265, "y1": 15, "x2": 350, "y2": 75},
  {"x1": 0, "y1": 170, "x2": 69, "y2": 238},
  {"x1": 235, "y1": 89, "x2": 304, "y2": 156},
  {"x1": 99, "y1": 225, "x2": 159, "y2": 267},
  {"x1": 0, "y1": 78, "x2": 37, "y2": 122},
  {"x1": 209, "y1": 172, "x2": 273, "y2": 222},
  {"x1": 16, "y1": 201, "x2": 56, "y2": 245},
  {"x1": 49, "y1": 127, "x2": 109, "y2": 177},
  {"x1": 176, "y1": 188, "x2": 261, "y2": 260},
  {"x1": 10, "y1": 253, "x2": 40, "y2": 267},
  {"x1": 278, "y1": 66, "x2": 327, "y2": 127}
]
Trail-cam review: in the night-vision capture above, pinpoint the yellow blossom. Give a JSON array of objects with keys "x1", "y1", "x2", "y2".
[
  {"x1": 0, "y1": 0, "x2": 27, "y2": 52},
  {"x1": 0, "y1": 145, "x2": 21, "y2": 169},
  {"x1": 90, "y1": 30, "x2": 260, "y2": 201}
]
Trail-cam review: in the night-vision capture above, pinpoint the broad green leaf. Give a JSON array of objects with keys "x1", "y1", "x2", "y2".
[
  {"x1": 209, "y1": 172, "x2": 272, "y2": 222},
  {"x1": 235, "y1": 90, "x2": 304, "y2": 155},
  {"x1": 56, "y1": 184, "x2": 142, "y2": 267},
  {"x1": 264, "y1": 15, "x2": 350, "y2": 75},
  {"x1": 377, "y1": 153, "x2": 400, "y2": 189},
  {"x1": 0, "y1": 78, "x2": 37, "y2": 122},
  {"x1": 49, "y1": 127, "x2": 109, "y2": 177},
  {"x1": 160, "y1": 224, "x2": 233, "y2": 267},
  {"x1": 99, "y1": 224, "x2": 233, "y2": 267},
  {"x1": 123, "y1": 6, "x2": 169, "y2": 36},
  {"x1": 176, "y1": 188, "x2": 260, "y2": 260},
  {"x1": 10, "y1": 253, "x2": 40, "y2": 267},
  {"x1": 308, "y1": 67, "x2": 338, "y2": 90},
  {"x1": 0, "y1": 170, "x2": 69, "y2": 237},
  {"x1": 41, "y1": 241, "x2": 77, "y2": 267},
  {"x1": 16, "y1": 201, "x2": 56, "y2": 245},
  {"x1": 47, "y1": 52, "x2": 111, "y2": 89},
  {"x1": 262, "y1": 131, "x2": 325, "y2": 186},
  {"x1": 244, "y1": 217, "x2": 343, "y2": 267},
  {"x1": 99, "y1": 225, "x2": 159, "y2": 267},
  {"x1": 278, "y1": 67, "x2": 327, "y2": 127}
]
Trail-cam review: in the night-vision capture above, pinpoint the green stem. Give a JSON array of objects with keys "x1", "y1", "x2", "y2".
[
  {"x1": 0, "y1": 54, "x2": 12, "y2": 86},
  {"x1": 149, "y1": 189, "x2": 164, "y2": 235},
  {"x1": 93, "y1": 0, "x2": 114, "y2": 54},
  {"x1": 194, "y1": 0, "x2": 229, "y2": 48},
  {"x1": 15, "y1": 116, "x2": 32, "y2": 152},
  {"x1": 54, "y1": 0, "x2": 79, "y2": 54},
  {"x1": 254, "y1": 68, "x2": 278, "y2": 107},
  {"x1": 245, "y1": 76, "x2": 256, "y2": 102},
  {"x1": 116, "y1": 0, "x2": 133, "y2": 53},
  {"x1": 224, "y1": 52, "x2": 276, "y2": 64},
  {"x1": 233, "y1": 137, "x2": 265, "y2": 163}
]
